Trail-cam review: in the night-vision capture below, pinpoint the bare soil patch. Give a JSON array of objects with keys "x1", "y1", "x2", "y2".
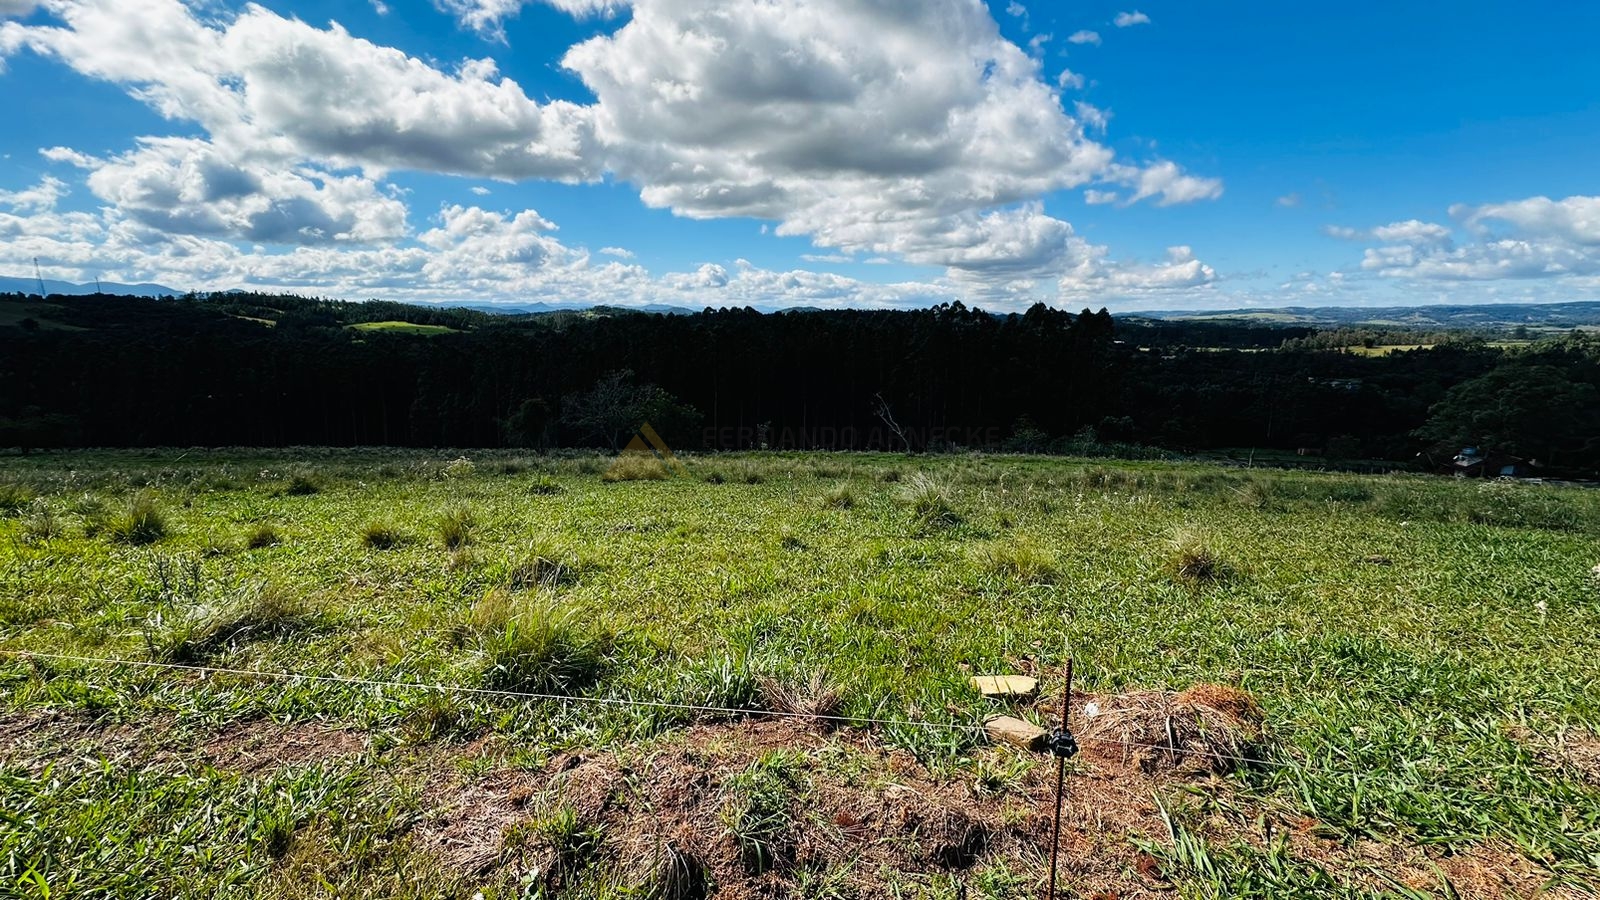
[
  {"x1": 415, "y1": 716, "x2": 1236, "y2": 899},
  {"x1": 1507, "y1": 724, "x2": 1600, "y2": 787},
  {"x1": 411, "y1": 688, "x2": 1580, "y2": 899}
]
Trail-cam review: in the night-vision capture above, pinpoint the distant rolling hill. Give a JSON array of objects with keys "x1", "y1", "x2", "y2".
[
  {"x1": 0, "y1": 276, "x2": 181, "y2": 297},
  {"x1": 1133, "y1": 300, "x2": 1600, "y2": 330}
]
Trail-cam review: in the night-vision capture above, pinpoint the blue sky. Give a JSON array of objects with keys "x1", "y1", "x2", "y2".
[{"x1": 2, "y1": 0, "x2": 1598, "y2": 311}]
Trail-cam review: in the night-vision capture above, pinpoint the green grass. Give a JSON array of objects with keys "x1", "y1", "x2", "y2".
[
  {"x1": 1, "y1": 449, "x2": 1598, "y2": 897},
  {"x1": 348, "y1": 321, "x2": 459, "y2": 336},
  {"x1": 721, "y1": 751, "x2": 805, "y2": 874}
]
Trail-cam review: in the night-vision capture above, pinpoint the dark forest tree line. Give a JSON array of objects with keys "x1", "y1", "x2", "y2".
[{"x1": 2, "y1": 292, "x2": 1596, "y2": 473}]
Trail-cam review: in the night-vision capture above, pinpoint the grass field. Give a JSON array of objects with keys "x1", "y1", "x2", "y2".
[
  {"x1": 349, "y1": 321, "x2": 460, "y2": 336},
  {"x1": 2, "y1": 450, "x2": 1597, "y2": 899}
]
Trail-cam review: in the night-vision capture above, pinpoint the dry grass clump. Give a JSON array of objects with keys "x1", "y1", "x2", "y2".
[
  {"x1": 603, "y1": 454, "x2": 669, "y2": 482},
  {"x1": 1505, "y1": 725, "x2": 1600, "y2": 787},
  {"x1": 634, "y1": 842, "x2": 710, "y2": 900},
  {"x1": 435, "y1": 505, "x2": 476, "y2": 550},
  {"x1": 506, "y1": 540, "x2": 585, "y2": 589},
  {"x1": 899, "y1": 472, "x2": 961, "y2": 530},
  {"x1": 757, "y1": 671, "x2": 842, "y2": 723},
  {"x1": 359, "y1": 520, "x2": 403, "y2": 550},
  {"x1": 821, "y1": 484, "x2": 855, "y2": 510},
  {"x1": 1167, "y1": 529, "x2": 1229, "y2": 584},
  {"x1": 1078, "y1": 683, "x2": 1264, "y2": 774},
  {"x1": 245, "y1": 523, "x2": 281, "y2": 549}
]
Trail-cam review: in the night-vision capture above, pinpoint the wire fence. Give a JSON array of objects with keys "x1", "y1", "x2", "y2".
[{"x1": 0, "y1": 647, "x2": 1582, "y2": 808}]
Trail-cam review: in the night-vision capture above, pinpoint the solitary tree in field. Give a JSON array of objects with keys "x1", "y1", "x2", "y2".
[{"x1": 561, "y1": 370, "x2": 699, "y2": 450}]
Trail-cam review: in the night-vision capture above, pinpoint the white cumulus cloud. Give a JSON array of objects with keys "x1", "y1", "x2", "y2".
[
  {"x1": 0, "y1": 174, "x2": 65, "y2": 211},
  {"x1": 1113, "y1": 11, "x2": 1150, "y2": 27},
  {"x1": 83, "y1": 137, "x2": 408, "y2": 244},
  {"x1": 1060, "y1": 245, "x2": 1217, "y2": 298},
  {"x1": 1114, "y1": 160, "x2": 1224, "y2": 207},
  {"x1": 1345, "y1": 195, "x2": 1600, "y2": 284},
  {"x1": 1456, "y1": 195, "x2": 1600, "y2": 246},
  {"x1": 0, "y1": 0, "x2": 1228, "y2": 306},
  {"x1": 434, "y1": 0, "x2": 628, "y2": 41}
]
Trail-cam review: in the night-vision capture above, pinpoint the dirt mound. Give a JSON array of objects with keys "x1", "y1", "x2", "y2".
[
  {"x1": 200, "y1": 719, "x2": 368, "y2": 775},
  {"x1": 1074, "y1": 683, "x2": 1264, "y2": 774},
  {"x1": 414, "y1": 717, "x2": 1188, "y2": 899}
]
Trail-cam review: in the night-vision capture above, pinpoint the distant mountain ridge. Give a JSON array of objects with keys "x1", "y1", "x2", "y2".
[
  {"x1": 0, "y1": 276, "x2": 181, "y2": 297},
  {"x1": 8, "y1": 277, "x2": 1599, "y2": 329}
]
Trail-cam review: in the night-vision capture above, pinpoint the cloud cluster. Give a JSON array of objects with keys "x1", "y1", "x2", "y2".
[
  {"x1": 1339, "y1": 196, "x2": 1600, "y2": 284},
  {"x1": 0, "y1": 0, "x2": 1227, "y2": 306},
  {"x1": 1059, "y1": 245, "x2": 1217, "y2": 298},
  {"x1": 84, "y1": 138, "x2": 408, "y2": 244},
  {"x1": 558, "y1": 0, "x2": 1217, "y2": 279},
  {"x1": 435, "y1": 0, "x2": 627, "y2": 40}
]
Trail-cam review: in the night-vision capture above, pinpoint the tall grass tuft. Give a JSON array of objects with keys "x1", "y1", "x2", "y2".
[
  {"x1": 360, "y1": 520, "x2": 403, "y2": 550},
  {"x1": 634, "y1": 844, "x2": 710, "y2": 900},
  {"x1": 435, "y1": 505, "x2": 476, "y2": 550},
  {"x1": 506, "y1": 540, "x2": 586, "y2": 589},
  {"x1": 147, "y1": 582, "x2": 323, "y2": 663},
  {"x1": 527, "y1": 475, "x2": 564, "y2": 495},
  {"x1": 480, "y1": 599, "x2": 612, "y2": 695},
  {"x1": 0, "y1": 482, "x2": 36, "y2": 517},
  {"x1": 245, "y1": 524, "x2": 281, "y2": 549},
  {"x1": 523, "y1": 805, "x2": 605, "y2": 876},
  {"x1": 900, "y1": 472, "x2": 961, "y2": 530},
  {"x1": 281, "y1": 473, "x2": 322, "y2": 496},
  {"x1": 1168, "y1": 529, "x2": 1228, "y2": 585},
  {"x1": 822, "y1": 484, "x2": 856, "y2": 510},
  {"x1": 603, "y1": 454, "x2": 668, "y2": 482},
  {"x1": 104, "y1": 493, "x2": 167, "y2": 544},
  {"x1": 981, "y1": 538, "x2": 1057, "y2": 584},
  {"x1": 20, "y1": 501, "x2": 63, "y2": 543}
]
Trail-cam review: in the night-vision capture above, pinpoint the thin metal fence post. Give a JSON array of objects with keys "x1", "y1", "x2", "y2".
[{"x1": 1046, "y1": 658, "x2": 1076, "y2": 899}]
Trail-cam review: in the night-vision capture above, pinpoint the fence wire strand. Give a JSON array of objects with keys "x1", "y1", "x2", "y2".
[{"x1": 0, "y1": 648, "x2": 1585, "y2": 806}]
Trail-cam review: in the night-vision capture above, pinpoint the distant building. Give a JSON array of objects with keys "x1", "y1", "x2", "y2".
[{"x1": 1447, "y1": 447, "x2": 1537, "y2": 478}]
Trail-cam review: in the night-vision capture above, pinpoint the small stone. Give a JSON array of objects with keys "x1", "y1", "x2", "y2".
[
  {"x1": 984, "y1": 715, "x2": 1047, "y2": 752},
  {"x1": 969, "y1": 675, "x2": 1039, "y2": 699}
]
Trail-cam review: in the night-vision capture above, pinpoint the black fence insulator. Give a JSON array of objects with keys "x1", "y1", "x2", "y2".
[{"x1": 1047, "y1": 728, "x2": 1079, "y2": 759}]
